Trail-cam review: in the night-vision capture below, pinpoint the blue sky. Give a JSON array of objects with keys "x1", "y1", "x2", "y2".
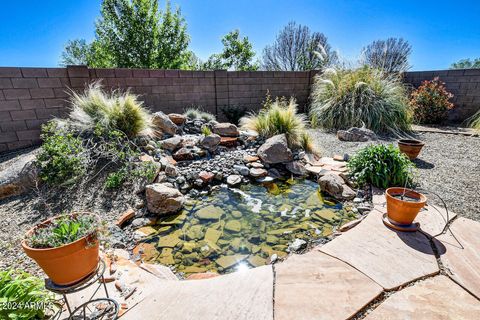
[{"x1": 0, "y1": 0, "x2": 479, "y2": 70}]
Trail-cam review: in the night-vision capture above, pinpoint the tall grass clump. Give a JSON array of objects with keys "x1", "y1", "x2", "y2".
[
  {"x1": 183, "y1": 107, "x2": 216, "y2": 122},
  {"x1": 240, "y1": 96, "x2": 317, "y2": 153},
  {"x1": 468, "y1": 110, "x2": 480, "y2": 131},
  {"x1": 309, "y1": 66, "x2": 412, "y2": 133},
  {"x1": 68, "y1": 82, "x2": 153, "y2": 138}
]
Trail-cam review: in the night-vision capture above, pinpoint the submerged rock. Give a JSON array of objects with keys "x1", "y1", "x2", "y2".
[
  {"x1": 146, "y1": 183, "x2": 185, "y2": 215},
  {"x1": 225, "y1": 220, "x2": 242, "y2": 233},
  {"x1": 215, "y1": 254, "x2": 247, "y2": 269},
  {"x1": 257, "y1": 134, "x2": 293, "y2": 164},
  {"x1": 195, "y1": 205, "x2": 224, "y2": 220}
]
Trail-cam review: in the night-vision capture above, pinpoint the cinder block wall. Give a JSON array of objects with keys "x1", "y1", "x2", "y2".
[{"x1": 1, "y1": 65, "x2": 478, "y2": 153}]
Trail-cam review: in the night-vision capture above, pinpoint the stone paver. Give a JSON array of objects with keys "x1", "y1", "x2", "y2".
[
  {"x1": 436, "y1": 217, "x2": 480, "y2": 299},
  {"x1": 123, "y1": 265, "x2": 273, "y2": 320},
  {"x1": 275, "y1": 250, "x2": 383, "y2": 320},
  {"x1": 365, "y1": 275, "x2": 480, "y2": 319},
  {"x1": 417, "y1": 203, "x2": 457, "y2": 237},
  {"x1": 320, "y1": 206, "x2": 439, "y2": 290}
]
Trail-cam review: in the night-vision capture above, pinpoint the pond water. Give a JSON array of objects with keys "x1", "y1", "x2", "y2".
[{"x1": 140, "y1": 179, "x2": 356, "y2": 276}]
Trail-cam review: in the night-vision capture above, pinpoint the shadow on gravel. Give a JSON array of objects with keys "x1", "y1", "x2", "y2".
[{"x1": 413, "y1": 158, "x2": 435, "y2": 169}]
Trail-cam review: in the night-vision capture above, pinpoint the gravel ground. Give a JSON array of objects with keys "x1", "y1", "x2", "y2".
[{"x1": 309, "y1": 129, "x2": 480, "y2": 221}]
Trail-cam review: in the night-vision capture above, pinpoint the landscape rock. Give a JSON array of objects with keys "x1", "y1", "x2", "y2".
[
  {"x1": 0, "y1": 148, "x2": 39, "y2": 200},
  {"x1": 233, "y1": 165, "x2": 250, "y2": 176},
  {"x1": 116, "y1": 208, "x2": 136, "y2": 228},
  {"x1": 198, "y1": 171, "x2": 214, "y2": 184},
  {"x1": 318, "y1": 173, "x2": 356, "y2": 200},
  {"x1": 285, "y1": 161, "x2": 307, "y2": 176},
  {"x1": 219, "y1": 137, "x2": 238, "y2": 147},
  {"x1": 249, "y1": 168, "x2": 267, "y2": 177},
  {"x1": 168, "y1": 113, "x2": 186, "y2": 125},
  {"x1": 288, "y1": 239, "x2": 307, "y2": 252},
  {"x1": 173, "y1": 147, "x2": 195, "y2": 161},
  {"x1": 337, "y1": 127, "x2": 377, "y2": 142},
  {"x1": 213, "y1": 123, "x2": 239, "y2": 137},
  {"x1": 200, "y1": 134, "x2": 221, "y2": 151},
  {"x1": 161, "y1": 136, "x2": 183, "y2": 151},
  {"x1": 145, "y1": 183, "x2": 185, "y2": 215},
  {"x1": 226, "y1": 175, "x2": 242, "y2": 187},
  {"x1": 152, "y1": 111, "x2": 178, "y2": 136},
  {"x1": 257, "y1": 134, "x2": 293, "y2": 164}
]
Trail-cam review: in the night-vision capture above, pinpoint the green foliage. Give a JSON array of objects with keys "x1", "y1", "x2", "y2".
[
  {"x1": 183, "y1": 107, "x2": 216, "y2": 121},
  {"x1": 468, "y1": 110, "x2": 480, "y2": 131},
  {"x1": 0, "y1": 269, "x2": 56, "y2": 320},
  {"x1": 28, "y1": 214, "x2": 98, "y2": 249},
  {"x1": 347, "y1": 144, "x2": 416, "y2": 189},
  {"x1": 105, "y1": 169, "x2": 128, "y2": 189},
  {"x1": 69, "y1": 82, "x2": 153, "y2": 138},
  {"x1": 203, "y1": 30, "x2": 258, "y2": 71},
  {"x1": 240, "y1": 96, "x2": 310, "y2": 149},
  {"x1": 362, "y1": 38, "x2": 412, "y2": 73},
  {"x1": 201, "y1": 125, "x2": 212, "y2": 136},
  {"x1": 410, "y1": 77, "x2": 455, "y2": 124},
  {"x1": 309, "y1": 66, "x2": 412, "y2": 133},
  {"x1": 220, "y1": 105, "x2": 247, "y2": 125},
  {"x1": 37, "y1": 122, "x2": 88, "y2": 186},
  {"x1": 450, "y1": 58, "x2": 480, "y2": 69},
  {"x1": 133, "y1": 162, "x2": 159, "y2": 183},
  {"x1": 62, "y1": 0, "x2": 190, "y2": 69}
]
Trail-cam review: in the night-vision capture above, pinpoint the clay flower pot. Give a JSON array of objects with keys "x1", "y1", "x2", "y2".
[
  {"x1": 398, "y1": 139, "x2": 424, "y2": 160},
  {"x1": 22, "y1": 213, "x2": 100, "y2": 285},
  {"x1": 385, "y1": 187, "x2": 427, "y2": 225}
]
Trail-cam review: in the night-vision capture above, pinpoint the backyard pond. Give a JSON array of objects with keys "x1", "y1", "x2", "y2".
[{"x1": 138, "y1": 179, "x2": 357, "y2": 276}]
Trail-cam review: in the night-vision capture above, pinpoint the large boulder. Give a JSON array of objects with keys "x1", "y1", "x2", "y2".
[
  {"x1": 318, "y1": 173, "x2": 356, "y2": 200},
  {"x1": 213, "y1": 123, "x2": 239, "y2": 137},
  {"x1": 0, "y1": 149, "x2": 39, "y2": 200},
  {"x1": 337, "y1": 127, "x2": 377, "y2": 142},
  {"x1": 168, "y1": 113, "x2": 186, "y2": 126},
  {"x1": 152, "y1": 112, "x2": 178, "y2": 136},
  {"x1": 145, "y1": 183, "x2": 185, "y2": 215},
  {"x1": 200, "y1": 134, "x2": 221, "y2": 151},
  {"x1": 257, "y1": 134, "x2": 293, "y2": 164}
]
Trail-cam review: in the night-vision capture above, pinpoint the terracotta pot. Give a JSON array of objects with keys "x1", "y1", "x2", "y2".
[
  {"x1": 398, "y1": 139, "x2": 424, "y2": 160},
  {"x1": 22, "y1": 213, "x2": 100, "y2": 285},
  {"x1": 385, "y1": 187, "x2": 427, "y2": 225}
]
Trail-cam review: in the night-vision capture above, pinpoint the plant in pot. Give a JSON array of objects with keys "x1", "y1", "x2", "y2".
[
  {"x1": 385, "y1": 186, "x2": 427, "y2": 228},
  {"x1": 22, "y1": 212, "x2": 101, "y2": 285}
]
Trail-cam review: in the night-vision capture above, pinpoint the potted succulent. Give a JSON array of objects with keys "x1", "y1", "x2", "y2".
[
  {"x1": 385, "y1": 187, "x2": 427, "y2": 225},
  {"x1": 397, "y1": 139, "x2": 425, "y2": 160},
  {"x1": 22, "y1": 212, "x2": 100, "y2": 285}
]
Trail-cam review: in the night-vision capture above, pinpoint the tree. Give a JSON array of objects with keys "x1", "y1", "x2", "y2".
[
  {"x1": 202, "y1": 30, "x2": 258, "y2": 71},
  {"x1": 262, "y1": 22, "x2": 337, "y2": 71},
  {"x1": 362, "y1": 38, "x2": 412, "y2": 73},
  {"x1": 61, "y1": 0, "x2": 190, "y2": 69},
  {"x1": 451, "y1": 58, "x2": 480, "y2": 69}
]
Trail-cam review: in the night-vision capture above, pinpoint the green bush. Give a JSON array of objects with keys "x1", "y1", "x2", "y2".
[
  {"x1": 347, "y1": 144, "x2": 415, "y2": 189},
  {"x1": 105, "y1": 169, "x2": 128, "y2": 189},
  {"x1": 410, "y1": 77, "x2": 455, "y2": 124},
  {"x1": 309, "y1": 66, "x2": 412, "y2": 133},
  {"x1": 68, "y1": 82, "x2": 153, "y2": 138},
  {"x1": 183, "y1": 107, "x2": 216, "y2": 122},
  {"x1": 37, "y1": 122, "x2": 88, "y2": 186},
  {"x1": 27, "y1": 213, "x2": 98, "y2": 249},
  {"x1": 0, "y1": 269, "x2": 56, "y2": 320}
]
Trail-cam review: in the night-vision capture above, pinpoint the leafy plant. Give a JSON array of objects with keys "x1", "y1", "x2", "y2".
[
  {"x1": 201, "y1": 125, "x2": 212, "y2": 136},
  {"x1": 132, "y1": 162, "x2": 159, "y2": 183},
  {"x1": 105, "y1": 169, "x2": 128, "y2": 189},
  {"x1": 37, "y1": 121, "x2": 88, "y2": 186},
  {"x1": 183, "y1": 107, "x2": 216, "y2": 122},
  {"x1": 0, "y1": 269, "x2": 56, "y2": 320},
  {"x1": 68, "y1": 82, "x2": 153, "y2": 138},
  {"x1": 347, "y1": 144, "x2": 416, "y2": 189},
  {"x1": 309, "y1": 66, "x2": 412, "y2": 133},
  {"x1": 410, "y1": 77, "x2": 455, "y2": 124},
  {"x1": 220, "y1": 105, "x2": 247, "y2": 125},
  {"x1": 28, "y1": 214, "x2": 98, "y2": 249}
]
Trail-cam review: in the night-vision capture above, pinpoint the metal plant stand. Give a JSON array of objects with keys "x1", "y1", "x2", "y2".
[{"x1": 45, "y1": 259, "x2": 119, "y2": 320}]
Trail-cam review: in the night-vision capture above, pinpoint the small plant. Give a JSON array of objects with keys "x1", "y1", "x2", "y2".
[
  {"x1": 299, "y1": 131, "x2": 319, "y2": 154},
  {"x1": 37, "y1": 121, "x2": 88, "y2": 186},
  {"x1": 309, "y1": 66, "x2": 412, "y2": 133},
  {"x1": 220, "y1": 105, "x2": 247, "y2": 125},
  {"x1": 0, "y1": 269, "x2": 57, "y2": 320},
  {"x1": 133, "y1": 162, "x2": 159, "y2": 183},
  {"x1": 410, "y1": 77, "x2": 454, "y2": 124},
  {"x1": 27, "y1": 214, "x2": 98, "y2": 249},
  {"x1": 201, "y1": 125, "x2": 212, "y2": 136},
  {"x1": 183, "y1": 107, "x2": 216, "y2": 122},
  {"x1": 347, "y1": 144, "x2": 416, "y2": 189},
  {"x1": 105, "y1": 169, "x2": 128, "y2": 189}
]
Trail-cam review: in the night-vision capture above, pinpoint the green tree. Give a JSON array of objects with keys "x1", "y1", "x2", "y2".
[
  {"x1": 61, "y1": 0, "x2": 190, "y2": 69},
  {"x1": 203, "y1": 30, "x2": 258, "y2": 71},
  {"x1": 451, "y1": 58, "x2": 480, "y2": 69}
]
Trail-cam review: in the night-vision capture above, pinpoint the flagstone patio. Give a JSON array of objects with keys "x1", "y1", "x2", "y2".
[{"x1": 68, "y1": 193, "x2": 480, "y2": 319}]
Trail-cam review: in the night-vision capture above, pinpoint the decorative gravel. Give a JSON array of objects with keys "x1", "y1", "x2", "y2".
[{"x1": 309, "y1": 129, "x2": 480, "y2": 222}]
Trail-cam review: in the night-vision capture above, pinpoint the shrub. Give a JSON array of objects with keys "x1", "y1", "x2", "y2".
[
  {"x1": 347, "y1": 144, "x2": 415, "y2": 189},
  {"x1": 220, "y1": 105, "x2": 247, "y2": 125},
  {"x1": 68, "y1": 82, "x2": 153, "y2": 138},
  {"x1": 105, "y1": 169, "x2": 128, "y2": 189},
  {"x1": 183, "y1": 107, "x2": 216, "y2": 122},
  {"x1": 37, "y1": 121, "x2": 88, "y2": 186},
  {"x1": 0, "y1": 269, "x2": 56, "y2": 320},
  {"x1": 240, "y1": 97, "x2": 308, "y2": 147},
  {"x1": 309, "y1": 66, "x2": 412, "y2": 133},
  {"x1": 410, "y1": 77, "x2": 454, "y2": 124}
]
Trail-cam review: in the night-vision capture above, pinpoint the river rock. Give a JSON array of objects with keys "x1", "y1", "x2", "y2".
[
  {"x1": 152, "y1": 111, "x2": 178, "y2": 136},
  {"x1": 249, "y1": 168, "x2": 267, "y2": 177},
  {"x1": 200, "y1": 134, "x2": 221, "y2": 151},
  {"x1": 168, "y1": 113, "x2": 187, "y2": 125},
  {"x1": 213, "y1": 123, "x2": 239, "y2": 137},
  {"x1": 173, "y1": 147, "x2": 195, "y2": 161},
  {"x1": 164, "y1": 164, "x2": 178, "y2": 177},
  {"x1": 0, "y1": 148, "x2": 38, "y2": 200},
  {"x1": 318, "y1": 173, "x2": 356, "y2": 200},
  {"x1": 257, "y1": 134, "x2": 293, "y2": 164},
  {"x1": 161, "y1": 135, "x2": 183, "y2": 151},
  {"x1": 336, "y1": 127, "x2": 377, "y2": 142},
  {"x1": 226, "y1": 174, "x2": 242, "y2": 187},
  {"x1": 145, "y1": 183, "x2": 185, "y2": 215},
  {"x1": 286, "y1": 161, "x2": 307, "y2": 176},
  {"x1": 234, "y1": 165, "x2": 250, "y2": 176}
]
